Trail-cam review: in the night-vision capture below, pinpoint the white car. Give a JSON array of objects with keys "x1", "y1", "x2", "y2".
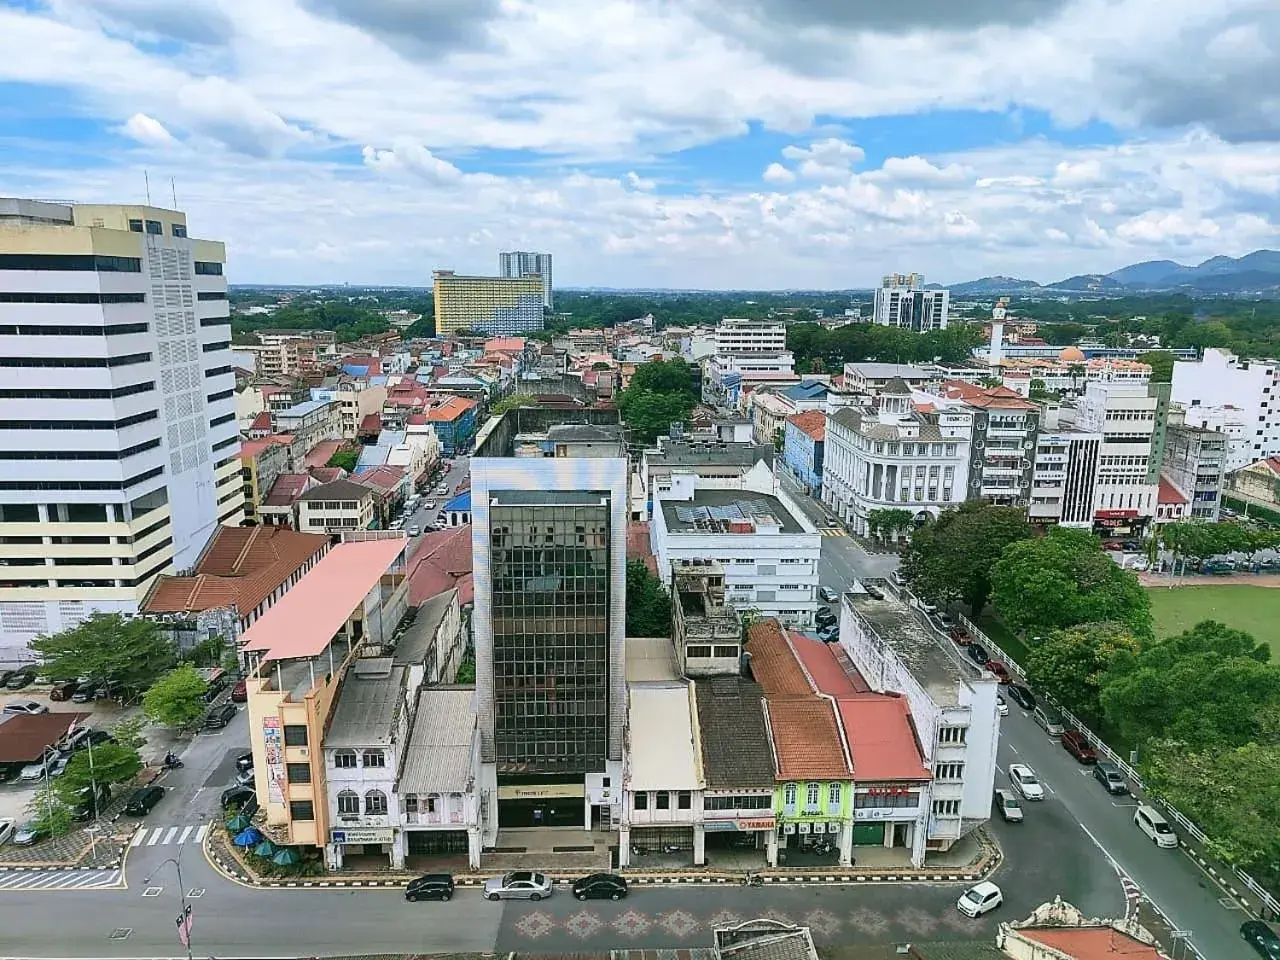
[
  {"x1": 18, "y1": 750, "x2": 59, "y2": 782},
  {"x1": 1008, "y1": 763, "x2": 1045, "y2": 801},
  {"x1": 423, "y1": 501, "x2": 437, "y2": 509},
  {"x1": 957, "y1": 881, "x2": 1003, "y2": 917},
  {"x1": 407, "y1": 525, "x2": 420, "y2": 537},
  {"x1": 3, "y1": 700, "x2": 49, "y2": 716},
  {"x1": 996, "y1": 695, "x2": 1009, "y2": 717},
  {"x1": 1134, "y1": 804, "x2": 1178, "y2": 848},
  {"x1": 0, "y1": 817, "x2": 15, "y2": 846}
]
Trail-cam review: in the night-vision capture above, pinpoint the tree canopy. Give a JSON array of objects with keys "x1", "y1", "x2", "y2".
[
  {"x1": 990, "y1": 528, "x2": 1152, "y2": 641},
  {"x1": 54, "y1": 742, "x2": 142, "y2": 809},
  {"x1": 900, "y1": 501, "x2": 1033, "y2": 613},
  {"x1": 786, "y1": 322, "x2": 984, "y2": 373},
  {"x1": 31, "y1": 614, "x2": 174, "y2": 699},
  {"x1": 142, "y1": 665, "x2": 211, "y2": 730},
  {"x1": 626, "y1": 559, "x2": 672, "y2": 638},
  {"x1": 616, "y1": 358, "x2": 697, "y2": 445},
  {"x1": 1024, "y1": 621, "x2": 1139, "y2": 724}
]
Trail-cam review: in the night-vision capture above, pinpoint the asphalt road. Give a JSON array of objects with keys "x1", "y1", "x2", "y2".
[{"x1": 402, "y1": 454, "x2": 469, "y2": 535}]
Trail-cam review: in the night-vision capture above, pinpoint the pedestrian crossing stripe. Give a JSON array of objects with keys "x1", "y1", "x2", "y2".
[
  {"x1": 0, "y1": 868, "x2": 122, "y2": 891},
  {"x1": 130, "y1": 824, "x2": 209, "y2": 848},
  {"x1": 820, "y1": 528, "x2": 847, "y2": 537}
]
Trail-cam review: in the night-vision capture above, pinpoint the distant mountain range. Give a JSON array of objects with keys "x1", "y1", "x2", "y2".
[{"x1": 949, "y1": 250, "x2": 1280, "y2": 297}]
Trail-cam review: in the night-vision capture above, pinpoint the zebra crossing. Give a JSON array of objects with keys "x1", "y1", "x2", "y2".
[
  {"x1": 0, "y1": 867, "x2": 123, "y2": 892},
  {"x1": 129, "y1": 823, "x2": 209, "y2": 848},
  {"x1": 819, "y1": 527, "x2": 848, "y2": 537}
]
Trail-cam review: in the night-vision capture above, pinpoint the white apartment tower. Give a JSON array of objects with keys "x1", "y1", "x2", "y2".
[
  {"x1": 498, "y1": 251, "x2": 553, "y2": 310},
  {"x1": 1073, "y1": 381, "x2": 1159, "y2": 534},
  {"x1": 873, "y1": 273, "x2": 949, "y2": 332},
  {"x1": 1172, "y1": 348, "x2": 1280, "y2": 465},
  {"x1": 0, "y1": 199, "x2": 244, "y2": 662}
]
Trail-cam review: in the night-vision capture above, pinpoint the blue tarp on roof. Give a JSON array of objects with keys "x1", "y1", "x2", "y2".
[
  {"x1": 342, "y1": 364, "x2": 370, "y2": 377},
  {"x1": 444, "y1": 490, "x2": 471, "y2": 513},
  {"x1": 357, "y1": 445, "x2": 390, "y2": 468},
  {"x1": 782, "y1": 380, "x2": 829, "y2": 400}
]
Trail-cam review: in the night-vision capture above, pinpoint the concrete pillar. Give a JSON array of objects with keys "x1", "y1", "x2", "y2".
[
  {"x1": 693, "y1": 823, "x2": 705, "y2": 866},
  {"x1": 467, "y1": 826, "x2": 482, "y2": 870},
  {"x1": 326, "y1": 842, "x2": 343, "y2": 871},
  {"x1": 583, "y1": 795, "x2": 591, "y2": 831},
  {"x1": 911, "y1": 815, "x2": 927, "y2": 868},
  {"x1": 765, "y1": 829, "x2": 778, "y2": 867},
  {"x1": 838, "y1": 819, "x2": 853, "y2": 867},
  {"x1": 390, "y1": 832, "x2": 405, "y2": 869},
  {"x1": 618, "y1": 826, "x2": 631, "y2": 868}
]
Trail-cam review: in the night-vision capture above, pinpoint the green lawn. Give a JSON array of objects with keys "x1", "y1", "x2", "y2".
[
  {"x1": 975, "y1": 614, "x2": 1031, "y2": 665},
  {"x1": 1147, "y1": 584, "x2": 1280, "y2": 655}
]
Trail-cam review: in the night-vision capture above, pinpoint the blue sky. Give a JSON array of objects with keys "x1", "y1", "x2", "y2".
[{"x1": 0, "y1": 0, "x2": 1277, "y2": 288}]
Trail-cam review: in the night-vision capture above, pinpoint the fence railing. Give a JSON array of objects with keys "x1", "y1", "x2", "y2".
[{"x1": 958, "y1": 612, "x2": 1280, "y2": 920}]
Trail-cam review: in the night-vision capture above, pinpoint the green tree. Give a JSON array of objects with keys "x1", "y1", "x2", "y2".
[
  {"x1": 492, "y1": 392, "x2": 536, "y2": 415},
  {"x1": 327, "y1": 448, "x2": 359, "y2": 472},
  {"x1": 626, "y1": 559, "x2": 672, "y2": 638},
  {"x1": 1024, "y1": 622, "x2": 1139, "y2": 723},
  {"x1": 110, "y1": 716, "x2": 147, "y2": 753},
  {"x1": 455, "y1": 655, "x2": 476, "y2": 684},
  {"x1": 900, "y1": 501, "x2": 1032, "y2": 614},
  {"x1": 186, "y1": 634, "x2": 225, "y2": 668},
  {"x1": 31, "y1": 614, "x2": 174, "y2": 700},
  {"x1": 1137, "y1": 350, "x2": 1175, "y2": 383},
  {"x1": 26, "y1": 789, "x2": 73, "y2": 840},
  {"x1": 991, "y1": 527, "x2": 1153, "y2": 641},
  {"x1": 1100, "y1": 620, "x2": 1279, "y2": 750},
  {"x1": 616, "y1": 358, "x2": 698, "y2": 446},
  {"x1": 142, "y1": 665, "x2": 210, "y2": 730},
  {"x1": 867, "y1": 508, "x2": 913, "y2": 543},
  {"x1": 53, "y1": 742, "x2": 142, "y2": 809}
]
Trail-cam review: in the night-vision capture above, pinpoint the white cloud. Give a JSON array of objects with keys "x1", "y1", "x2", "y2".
[
  {"x1": 625, "y1": 170, "x2": 656, "y2": 191},
  {"x1": 870, "y1": 156, "x2": 970, "y2": 185},
  {"x1": 762, "y1": 162, "x2": 795, "y2": 184},
  {"x1": 361, "y1": 140, "x2": 464, "y2": 184},
  {"x1": 780, "y1": 138, "x2": 866, "y2": 181},
  {"x1": 119, "y1": 112, "x2": 175, "y2": 146}
]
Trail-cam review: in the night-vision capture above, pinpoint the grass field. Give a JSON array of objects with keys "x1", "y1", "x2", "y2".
[{"x1": 1147, "y1": 584, "x2": 1280, "y2": 655}]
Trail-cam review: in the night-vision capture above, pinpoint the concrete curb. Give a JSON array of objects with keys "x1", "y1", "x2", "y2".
[{"x1": 1181, "y1": 844, "x2": 1249, "y2": 906}]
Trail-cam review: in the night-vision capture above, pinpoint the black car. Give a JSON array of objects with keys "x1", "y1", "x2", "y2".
[
  {"x1": 815, "y1": 607, "x2": 837, "y2": 623},
  {"x1": 70, "y1": 679, "x2": 100, "y2": 703},
  {"x1": 966, "y1": 642, "x2": 989, "y2": 665},
  {"x1": 0, "y1": 669, "x2": 13, "y2": 687},
  {"x1": 235, "y1": 751, "x2": 254, "y2": 772},
  {"x1": 1093, "y1": 762, "x2": 1129, "y2": 795},
  {"x1": 203, "y1": 701, "x2": 238, "y2": 729},
  {"x1": 221, "y1": 785, "x2": 258, "y2": 812},
  {"x1": 1242, "y1": 920, "x2": 1280, "y2": 960},
  {"x1": 572, "y1": 873, "x2": 628, "y2": 901},
  {"x1": 70, "y1": 783, "x2": 111, "y2": 822},
  {"x1": 3, "y1": 669, "x2": 35, "y2": 690},
  {"x1": 124, "y1": 785, "x2": 165, "y2": 816},
  {"x1": 405, "y1": 874, "x2": 455, "y2": 902},
  {"x1": 1006, "y1": 684, "x2": 1036, "y2": 710}
]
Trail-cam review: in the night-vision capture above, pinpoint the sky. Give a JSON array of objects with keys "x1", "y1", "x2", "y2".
[{"x1": 1, "y1": 0, "x2": 1279, "y2": 289}]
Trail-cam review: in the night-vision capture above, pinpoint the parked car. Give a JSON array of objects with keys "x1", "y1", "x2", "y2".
[
  {"x1": 0, "y1": 817, "x2": 14, "y2": 845},
  {"x1": 235, "y1": 751, "x2": 254, "y2": 772},
  {"x1": 1005, "y1": 684, "x2": 1036, "y2": 710},
  {"x1": 235, "y1": 768, "x2": 255, "y2": 787},
  {"x1": 572, "y1": 873, "x2": 628, "y2": 901},
  {"x1": 957, "y1": 881, "x2": 1003, "y2": 917},
  {"x1": 966, "y1": 642, "x2": 989, "y2": 665},
  {"x1": 70, "y1": 784, "x2": 111, "y2": 822},
  {"x1": 230, "y1": 679, "x2": 247, "y2": 703},
  {"x1": 1241, "y1": 920, "x2": 1280, "y2": 960},
  {"x1": 11, "y1": 821, "x2": 47, "y2": 846},
  {"x1": 1061, "y1": 730, "x2": 1098, "y2": 764},
  {"x1": 483, "y1": 871, "x2": 553, "y2": 901},
  {"x1": 984, "y1": 660, "x2": 1011, "y2": 683},
  {"x1": 1008, "y1": 763, "x2": 1045, "y2": 801},
  {"x1": 407, "y1": 525, "x2": 420, "y2": 537},
  {"x1": 203, "y1": 701, "x2": 238, "y2": 730},
  {"x1": 814, "y1": 607, "x2": 837, "y2": 624},
  {"x1": 890, "y1": 570, "x2": 907, "y2": 587},
  {"x1": 2, "y1": 699, "x2": 48, "y2": 716},
  {"x1": 1033, "y1": 705, "x2": 1065, "y2": 737},
  {"x1": 221, "y1": 785, "x2": 257, "y2": 810},
  {"x1": 0, "y1": 669, "x2": 12, "y2": 686},
  {"x1": 934, "y1": 612, "x2": 955, "y2": 629},
  {"x1": 48, "y1": 680, "x2": 79, "y2": 702},
  {"x1": 70, "y1": 679, "x2": 100, "y2": 703},
  {"x1": 913, "y1": 598, "x2": 938, "y2": 615},
  {"x1": 124, "y1": 785, "x2": 165, "y2": 816},
  {"x1": 1093, "y1": 762, "x2": 1129, "y2": 795},
  {"x1": 819, "y1": 586, "x2": 839, "y2": 602},
  {"x1": 1134, "y1": 804, "x2": 1178, "y2": 848},
  {"x1": 996, "y1": 695, "x2": 1008, "y2": 717},
  {"x1": 4, "y1": 669, "x2": 36, "y2": 690},
  {"x1": 993, "y1": 789, "x2": 1023, "y2": 823},
  {"x1": 405, "y1": 873, "x2": 455, "y2": 902}
]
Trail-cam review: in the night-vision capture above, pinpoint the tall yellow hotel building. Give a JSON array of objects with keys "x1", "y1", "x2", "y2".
[
  {"x1": 432, "y1": 270, "x2": 546, "y2": 337},
  {"x1": 0, "y1": 198, "x2": 244, "y2": 663}
]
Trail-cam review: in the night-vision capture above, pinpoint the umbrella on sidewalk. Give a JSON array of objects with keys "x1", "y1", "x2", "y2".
[
  {"x1": 272, "y1": 847, "x2": 301, "y2": 866},
  {"x1": 252, "y1": 839, "x2": 277, "y2": 858},
  {"x1": 233, "y1": 827, "x2": 263, "y2": 847},
  {"x1": 226, "y1": 814, "x2": 252, "y2": 832}
]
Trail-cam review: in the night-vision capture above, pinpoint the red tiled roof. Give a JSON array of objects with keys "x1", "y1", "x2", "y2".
[
  {"x1": 1019, "y1": 927, "x2": 1163, "y2": 960},
  {"x1": 0, "y1": 712, "x2": 90, "y2": 763},
  {"x1": 1263, "y1": 457, "x2": 1280, "y2": 476},
  {"x1": 787, "y1": 631, "x2": 864, "y2": 696},
  {"x1": 360, "y1": 412, "x2": 382, "y2": 433},
  {"x1": 746, "y1": 621, "x2": 814, "y2": 696},
  {"x1": 144, "y1": 526, "x2": 329, "y2": 619},
  {"x1": 303, "y1": 440, "x2": 344, "y2": 470},
  {"x1": 786, "y1": 410, "x2": 826, "y2": 442},
  {"x1": 239, "y1": 436, "x2": 287, "y2": 460},
  {"x1": 836, "y1": 695, "x2": 931, "y2": 782},
  {"x1": 249, "y1": 411, "x2": 271, "y2": 431},
  {"x1": 263, "y1": 473, "x2": 313, "y2": 506},
  {"x1": 764, "y1": 698, "x2": 852, "y2": 780},
  {"x1": 407, "y1": 524, "x2": 474, "y2": 606},
  {"x1": 353, "y1": 465, "x2": 406, "y2": 494},
  {"x1": 307, "y1": 466, "x2": 345, "y2": 484},
  {"x1": 939, "y1": 379, "x2": 1037, "y2": 410},
  {"x1": 627, "y1": 521, "x2": 657, "y2": 575},
  {"x1": 425, "y1": 396, "x2": 479, "y2": 422},
  {"x1": 1157, "y1": 477, "x2": 1189, "y2": 505}
]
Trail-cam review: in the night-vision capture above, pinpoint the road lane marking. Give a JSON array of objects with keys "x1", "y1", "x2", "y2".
[
  {"x1": 177, "y1": 826, "x2": 193, "y2": 844},
  {"x1": 130, "y1": 829, "x2": 146, "y2": 847},
  {"x1": 1007, "y1": 744, "x2": 1019, "y2": 755},
  {"x1": 196, "y1": 824, "x2": 209, "y2": 842},
  {"x1": 146, "y1": 828, "x2": 162, "y2": 846},
  {"x1": 162, "y1": 827, "x2": 179, "y2": 845}
]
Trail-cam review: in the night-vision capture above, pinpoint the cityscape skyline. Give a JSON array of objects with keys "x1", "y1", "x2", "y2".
[{"x1": 1, "y1": 1, "x2": 1277, "y2": 289}]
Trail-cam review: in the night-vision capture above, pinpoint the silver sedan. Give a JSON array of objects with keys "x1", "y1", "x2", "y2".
[{"x1": 483, "y1": 871, "x2": 553, "y2": 901}]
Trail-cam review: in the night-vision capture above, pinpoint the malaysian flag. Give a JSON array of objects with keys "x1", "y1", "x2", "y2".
[{"x1": 175, "y1": 905, "x2": 193, "y2": 947}]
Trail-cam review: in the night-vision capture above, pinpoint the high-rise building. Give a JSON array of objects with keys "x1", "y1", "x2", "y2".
[
  {"x1": 1172, "y1": 347, "x2": 1280, "y2": 465},
  {"x1": 432, "y1": 270, "x2": 544, "y2": 336},
  {"x1": 470, "y1": 408, "x2": 628, "y2": 835},
  {"x1": 499, "y1": 251, "x2": 553, "y2": 310},
  {"x1": 0, "y1": 198, "x2": 244, "y2": 660},
  {"x1": 873, "y1": 272, "x2": 949, "y2": 331}
]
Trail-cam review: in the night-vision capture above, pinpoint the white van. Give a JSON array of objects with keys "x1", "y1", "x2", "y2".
[{"x1": 1134, "y1": 804, "x2": 1178, "y2": 848}]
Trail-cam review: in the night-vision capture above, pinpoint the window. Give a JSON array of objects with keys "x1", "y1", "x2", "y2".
[
  {"x1": 144, "y1": 219, "x2": 163, "y2": 235},
  {"x1": 365, "y1": 790, "x2": 388, "y2": 815},
  {"x1": 0, "y1": 254, "x2": 141, "y2": 272},
  {"x1": 286, "y1": 762, "x2": 311, "y2": 784},
  {"x1": 806, "y1": 782, "x2": 820, "y2": 810},
  {"x1": 828, "y1": 782, "x2": 841, "y2": 806},
  {"x1": 203, "y1": 341, "x2": 230, "y2": 353},
  {"x1": 209, "y1": 413, "x2": 235, "y2": 428},
  {"x1": 0, "y1": 292, "x2": 146, "y2": 305},
  {"x1": 171, "y1": 223, "x2": 187, "y2": 238},
  {"x1": 206, "y1": 365, "x2": 232, "y2": 378},
  {"x1": 705, "y1": 794, "x2": 772, "y2": 810},
  {"x1": 655, "y1": 792, "x2": 670, "y2": 810},
  {"x1": 0, "y1": 381, "x2": 153, "y2": 401},
  {"x1": 677, "y1": 791, "x2": 692, "y2": 810},
  {"x1": 207, "y1": 389, "x2": 234, "y2": 404},
  {"x1": 938, "y1": 726, "x2": 967, "y2": 745},
  {"x1": 333, "y1": 749, "x2": 357, "y2": 769},
  {"x1": 198, "y1": 291, "x2": 227, "y2": 301},
  {"x1": 634, "y1": 791, "x2": 648, "y2": 810},
  {"x1": 0, "y1": 352, "x2": 151, "y2": 369},
  {"x1": 289, "y1": 800, "x2": 314, "y2": 821},
  {"x1": 686, "y1": 644, "x2": 713, "y2": 659},
  {"x1": 337, "y1": 790, "x2": 359, "y2": 814},
  {"x1": 857, "y1": 790, "x2": 919, "y2": 809},
  {"x1": 128, "y1": 219, "x2": 143, "y2": 233},
  {"x1": 283, "y1": 724, "x2": 308, "y2": 747},
  {"x1": 932, "y1": 799, "x2": 960, "y2": 817},
  {"x1": 784, "y1": 783, "x2": 797, "y2": 806},
  {"x1": 194, "y1": 260, "x2": 223, "y2": 275},
  {"x1": 362, "y1": 749, "x2": 385, "y2": 768}
]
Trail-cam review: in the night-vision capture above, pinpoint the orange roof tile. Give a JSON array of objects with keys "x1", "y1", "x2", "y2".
[
  {"x1": 787, "y1": 410, "x2": 826, "y2": 442},
  {"x1": 240, "y1": 538, "x2": 409, "y2": 661},
  {"x1": 144, "y1": 527, "x2": 329, "y2": 619},
  {"x1": 1019, "y1": 927, "x2": 1163, "y2": 960},
  {"x1": 746, "y1": 621, "x2": 814, "y2": 696},
  {"x1": 407, "y1": 525, "x2": 474, "y2": 606},
  {"x1": 425, "y1": 396, "x2": 479, "y2": 422},
  {"x1": 303, "y1": 440, "x2": 344, "y2": 469},
  {"x1": 1157, "y1": 477, "x2": 1188, "y2": 504},
  {"x1": 836, "y1": 695, "x2": 931, "y2": 782},
  {"x1": 239, "y1": 436, "x2": 287, "y2": 460},
  {"x1": 484, "y1": 336, "x2": 526, "y2": 354},
  {"x1": 764, "y1": 698, "x2": 851, "y2": 780}
]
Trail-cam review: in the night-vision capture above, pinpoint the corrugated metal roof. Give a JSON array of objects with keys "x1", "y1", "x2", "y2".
[
  {"x1": 325, "y1": 659, "x2": 403, "y2": 747},
  {"x1": 399, "y1": 687, "x2": 476, "y2": 794}
]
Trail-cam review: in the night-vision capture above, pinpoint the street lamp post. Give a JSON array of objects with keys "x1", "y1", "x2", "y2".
[{"x1": 145, "y1": 855, "x2": 195, "y2": 960}]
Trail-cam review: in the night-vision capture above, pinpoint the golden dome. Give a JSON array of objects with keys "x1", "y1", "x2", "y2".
[{"x1": 1059, "y1": 345, "x2": 1086, "y2": 362}]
